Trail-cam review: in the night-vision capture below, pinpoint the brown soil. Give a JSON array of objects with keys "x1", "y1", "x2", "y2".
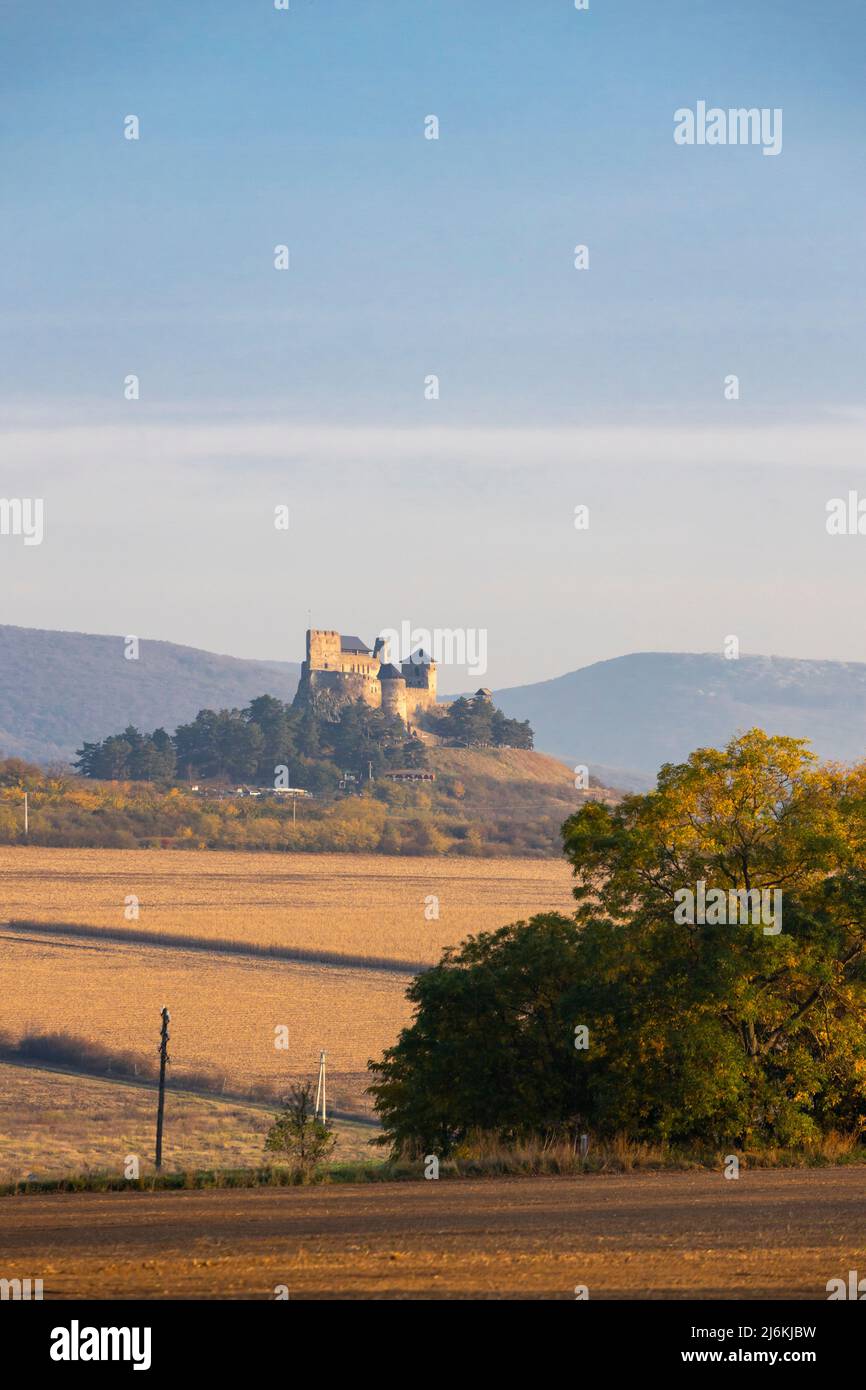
[{"x1": 2, "y1": 1167, "x2": 864, "y2": 1300}]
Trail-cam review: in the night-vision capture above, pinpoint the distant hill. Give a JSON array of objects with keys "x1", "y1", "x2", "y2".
[
  {"x1": 493, "y1": 652, "x2": 866, "y2": 788},
  {"x1": 6, "y1": 627, "x2": 866, "y2": 790},
  {"x1": 0, "y1": 626, "x2": 300, "y2": 765}
]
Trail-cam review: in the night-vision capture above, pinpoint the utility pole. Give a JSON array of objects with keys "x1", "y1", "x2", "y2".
[
  {"x1": 314, "y1": 1050, "x2": 327, "y2": 1124},
  {"x1": 23, "y1": 791, "x2": 28, "y2": 838},
  {"x1": 293, "y1": 794, "x2": 297, "y2": 826},
  {"x1": 155, "y1": 1006, "x2": 170, "y2": 1171}
]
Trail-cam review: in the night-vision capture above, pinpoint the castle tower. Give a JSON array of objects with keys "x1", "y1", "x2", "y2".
[
  {"x1": 378, "y1": 662, "x2": 408, "y2": 724},
  {"x1": 306, "y1": 628, "x2": 341, "y2": 670},
  {"x1": 401, "y1": 648, "x2": 437, "y2": 721}
]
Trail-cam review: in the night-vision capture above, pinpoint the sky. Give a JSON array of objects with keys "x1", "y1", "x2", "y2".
[{"x1": 1, "y1": 0, "x2": 865, "y2": 692}]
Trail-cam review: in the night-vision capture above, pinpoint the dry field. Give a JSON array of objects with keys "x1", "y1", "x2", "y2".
[
  {"x1": 2, "y1": 1167, "x2": 863, "y2": 1299},
  {"x1": 0, "y1": 1062, "x2": 377, "y2": 1183},
  {"x1": 0, "y1": 846, "x2": 574, "y2": 1117},
  {"x1": 0, "y1": 845, "x2": 575, "y2": 964}
]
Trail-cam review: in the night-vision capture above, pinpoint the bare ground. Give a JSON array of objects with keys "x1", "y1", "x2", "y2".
[{"x1": 2, "y1": 1167, "x2": 865, "y2": 1300}]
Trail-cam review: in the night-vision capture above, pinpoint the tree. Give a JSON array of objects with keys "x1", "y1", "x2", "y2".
[
  {"x1": 369, "y1": 730, "x2": 866, "y2": 1153},
  {"x1": 559, "y1": 729, "x2": 866, "y2": 1144},
  {"x1": 96, "y1": 735, "x2": 134, "y2": 779},
  {"x1": 174, "y1": 709, "x2": 263, "y2": 781},
  {"x1": 263, "y1": 1082, "x2": 337, "y2": 1177},
  {"x1": 243, "y1": 695, "x2": 296, "y2": 783},
  {"x1": 144, "y1": 727, "x2": 177, "y2": 781},
  {"x1": 423, "y1": 695, "x2": 533, "y2": 748},
  {"x1": 0, "y1": 757, "x2": 42, "y2": 788},
  {"x1": 369, "y1": 915, "x2": 586, "y2": 1157},
  {"x1": 491, "y1": 709, "x2": 533, "y2": 749}
]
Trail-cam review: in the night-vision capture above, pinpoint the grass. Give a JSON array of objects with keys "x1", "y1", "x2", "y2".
[
  {"x1": 0, "y1": 1060, "x2": 378, "y2": 1184},
  {"x1": 5, "y1": 1130, "x2": 865, "y2": 1199},
  {"x1": 0, "y1": 1163, "x2": 397, "y2": 1196},
  {"x1": 442, "y1": 1130, "x2": 866, "y2": 1175}
]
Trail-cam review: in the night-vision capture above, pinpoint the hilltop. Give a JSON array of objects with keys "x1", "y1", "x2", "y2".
[
  {"x1": 0, "y1": 625, "x2": 300, "y2": 765},
  {"x1": 494, "y1": 651, "x2": 866, "y2": 787}
]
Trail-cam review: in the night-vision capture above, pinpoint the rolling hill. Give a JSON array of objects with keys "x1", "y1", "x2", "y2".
[
  {"x1": 4, "y1": 626, "x2": 866, "y2": 788},
  {"x1": 493, "y1": 652, "x2": 866, "y2": 787},
  {"x1": 0, "y1": 625, "x2": 300, "y2": 766}
]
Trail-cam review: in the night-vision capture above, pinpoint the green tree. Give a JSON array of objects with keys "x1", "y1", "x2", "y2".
[
  {"x1": 369, "y1": 914, "x2": 586, "y2": 1156},
  {"x1": 369, "y1": 731, "x2": 866, "y2": 1153},
  {"x1": 174, "y1": 709, "x2": 263, "y2": 781},
  {"x1": 491, "y1": 709, "x2": 533, "y2": 749},
  {"x1": 264, "y1": 1082, "x2": 337, "y2": 1178},
  {"x1": 243, "y1": 695, "x2": 296, "y2": 783}
]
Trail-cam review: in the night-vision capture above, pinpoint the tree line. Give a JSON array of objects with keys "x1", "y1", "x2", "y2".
[
  {"x1": 422, "y1": 694, "x2": 533, "y2": 749},
  {"x1": 74, "y1": 695, "x2": 423, "y2": 791},
  {"x1": 74, "y1": 692, "x2": 534, "y2": 790}
]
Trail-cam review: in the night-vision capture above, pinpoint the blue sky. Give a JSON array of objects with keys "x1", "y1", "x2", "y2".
[{"x1": 1, "y1": 1, "x2": 865, "y2": 688}]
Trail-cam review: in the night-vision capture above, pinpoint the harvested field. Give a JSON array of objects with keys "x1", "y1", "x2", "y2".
[
  {"x1": 0, "y1": 847, "x2": 574, "y2": 1114},
  {"x1": 0, "y1": 1062, "x2": 377, "y2": 1183},
  {"x1": 0, "y1": 927, "x2": 408, "y2": 1113},
  {"x1": 1, "y1": 1167, "x2": 863, "y2": 1299},
  {"x1": 0, "y1": 845, "x2": 575, "y2": 966}
]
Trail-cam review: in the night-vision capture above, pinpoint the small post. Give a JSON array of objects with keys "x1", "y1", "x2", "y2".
[
  {"x1": 293, "y1": 794, "x2": 296, "y2": 826},
  {"x1": 314, "y1": 1050, "x2": 326, "y2": 1123},
  {"x1": 23, "y1": 791, "x2": 28, "y2": 838},
  {"x1": 155, "y1": 1006, "x2": 170, "y2": 1170}
]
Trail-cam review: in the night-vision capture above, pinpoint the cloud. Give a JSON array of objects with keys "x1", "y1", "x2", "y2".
[{"x1": 2, "y1": 417, "x2": 864, "y2": 476}]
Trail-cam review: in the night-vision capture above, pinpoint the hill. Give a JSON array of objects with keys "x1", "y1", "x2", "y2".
[
  {"x1": 6, "y1": 625, "x2": 866, "y2": 791},
  {"x1": 0, "y1": 625, "x2": 300, "y2": 765},
  {"x1": 432, "y1": 746, "x2": 580, "y2": 788},
  {"x1": 493, "y1": 652, "x2": 866, "y2": 787},
  {"x1": 0, "y1": 746, "x2": 608, "y2": 858}
]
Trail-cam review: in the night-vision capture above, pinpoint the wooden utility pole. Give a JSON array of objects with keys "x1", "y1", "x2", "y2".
[
  {"x1": 314, "y1": 1050, "x2": 327, "y2": 1123},
  {"x1": 155, "y1": 1006, "x2": 170, "y2": 1170}
]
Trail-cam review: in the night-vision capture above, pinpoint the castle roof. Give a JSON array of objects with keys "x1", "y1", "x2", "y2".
[
  {"x1": 404, "y1": 648, "x2": 432, "y2": 667},
  {"x1": 340, "y1": 635, "x2": 371, "y2": 653},
  {"x1": 377, "y1": 662, "x2": 404, "y2": 681}
]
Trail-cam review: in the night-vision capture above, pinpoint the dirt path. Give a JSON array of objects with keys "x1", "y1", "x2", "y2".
[{"x1": 2, "y1": 1167, "x2": 865, "y2": 1299}]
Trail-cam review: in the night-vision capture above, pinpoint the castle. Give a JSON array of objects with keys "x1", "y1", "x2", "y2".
[{"x1": 295, "y1": 629, "x2": 438, "y2": 728}]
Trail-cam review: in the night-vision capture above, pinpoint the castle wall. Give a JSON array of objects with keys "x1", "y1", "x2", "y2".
[
  {"x1": 405, "y1": 686, "x2": 438, "y2": 722},
  {"x1": 381, "y1": 679, "x2": 408, "y2": 724},
  {"x1": 298, "y1": 630, "x2": 440, "y2": 727},
  {"x1": 307, "y1": 668, "x2": 381, "y2": 709},
  {"x1": 337, "y1": 652, "x2": 379, "y2": 677}
]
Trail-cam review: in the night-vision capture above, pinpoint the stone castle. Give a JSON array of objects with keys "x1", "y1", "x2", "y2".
[{"x1": 295, "y1": 629, "x2": 438, "y2": 728}]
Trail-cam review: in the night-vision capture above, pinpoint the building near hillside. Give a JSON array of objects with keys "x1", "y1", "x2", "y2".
[{"x1": 295, "y1": 629, "x2": 439, "y2": 727}]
